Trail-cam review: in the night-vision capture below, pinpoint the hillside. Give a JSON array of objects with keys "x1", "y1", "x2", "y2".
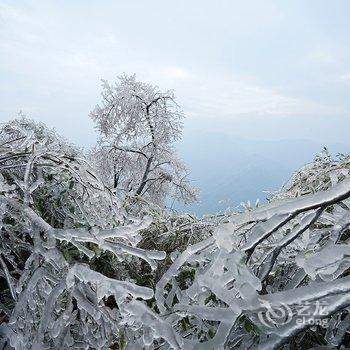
[{"x1": 177, "y1": 131, "x2": 347, "y2": 215}]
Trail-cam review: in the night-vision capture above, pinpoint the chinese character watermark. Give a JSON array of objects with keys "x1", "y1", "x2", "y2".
[{"x1": 257, "y1": 300, "x2": 329, "y2": 328}]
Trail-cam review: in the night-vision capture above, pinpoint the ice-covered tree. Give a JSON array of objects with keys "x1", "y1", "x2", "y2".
[
  {"x1": 1, "y1": 120, "x2": 350, "y2": 349},
  {"x1": 152, "y1": 153, "x2": 350, "y2": 349},
  {"x1": 0, "y1": 118, "x2": 166, "y2": 348},
  {"x1": 90, "y1": 74, "x2": 197, "y2": 208}
]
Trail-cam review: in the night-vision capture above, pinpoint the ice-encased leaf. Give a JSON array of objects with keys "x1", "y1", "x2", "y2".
[
  {"x1": 67, "y1": 263, "x2": 154, "y2": 301},
  {"x1": 296, "y1": 244, "x2": 350, "y2": 281}
]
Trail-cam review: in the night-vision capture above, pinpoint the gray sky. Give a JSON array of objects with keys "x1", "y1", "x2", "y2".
[{"x1": 1, "y1": 0, "x2": 350, "y2": 147}]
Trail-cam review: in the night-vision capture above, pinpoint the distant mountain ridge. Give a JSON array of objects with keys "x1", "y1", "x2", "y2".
[{"x1": 175, "y1": 131, "x2": 347, "y2": 216}]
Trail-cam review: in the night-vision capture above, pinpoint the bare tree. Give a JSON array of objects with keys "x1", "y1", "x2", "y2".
[{"x1": 90, "y1": 74, "x2": 197, "y2": 207}]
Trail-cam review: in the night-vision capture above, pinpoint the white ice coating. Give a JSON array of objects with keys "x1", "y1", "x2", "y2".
[
  {"x1": 259, "y1": 292, "x2": 350, "y2": 350},
  {"x1": 296, "y1": 244, "x2": 350, "y2": 280},
  {"x1": 259, "y1": 275, "x2": 350, "y2": 308},
  {"x1": 175, "y1": 304, "x2": 239, "y2": 321},
  {"x1": 151, "y1": 179, "x2": 350, "y2": 349},
  {"x1": 98, "y1": 216, "x2": 153, "y2": 239},
  {"x1": 233, "y1": 177, "x2": 350, "y2": 225},
  {"x1": 124, "y1": 300, "x2": 185, "y2": 350},
  {"x1": 67, "y1": 263, "x2": 154, "y2": 301},
  {"x1": 155, "y1": 237, "x2": 215, "y2": 313},
  {"x1": 2, "y1": 121, "x2": 350, "y2": 349}
]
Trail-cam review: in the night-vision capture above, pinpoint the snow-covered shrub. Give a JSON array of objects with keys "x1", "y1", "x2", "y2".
[
  {"x1": 152, "y1": 151, "x2": 350, "y2": 349},
  {"x1": 1, "y1": 118, "x2": 350, "y2": 350},
  {"x1": 156, "y1": 179, "x2": 350, "y2": 349},
  {"x1": 0, "y1": 119, "x2": 166, "y2": 349},
  {"x1": 270, "y1": 147, "x2": 350, "y2": 201}
]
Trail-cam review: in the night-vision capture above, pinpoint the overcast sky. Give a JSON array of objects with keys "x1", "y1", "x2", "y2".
[{"x1": 1, "y1": 0, "x2": 350, "y2": 147}]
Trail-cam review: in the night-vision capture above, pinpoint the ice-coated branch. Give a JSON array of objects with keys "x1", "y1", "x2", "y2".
[
  {"x1": 2, "y1": 115, "x2": 350, "y2": 349},
  {"x1": 67, "y1": 263, "x2": 154, "y2": 301}
]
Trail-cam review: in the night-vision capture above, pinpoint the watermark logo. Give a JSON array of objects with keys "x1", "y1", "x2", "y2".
[{"x1": 258, "y1": 300, "x2": 329, "y2": 328}]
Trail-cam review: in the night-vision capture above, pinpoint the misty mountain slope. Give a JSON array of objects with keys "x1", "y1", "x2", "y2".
[
  {"x1": 176, "y1": 131, "x2": 346, "y2": 216},
  {"x1": 178, "y1": 154, "x2": 291, "y2": 215}
]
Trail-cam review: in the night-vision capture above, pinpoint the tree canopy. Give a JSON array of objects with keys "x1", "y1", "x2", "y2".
[{"x1": 90, "y1": 74, "x2": 197, "y2": 208}]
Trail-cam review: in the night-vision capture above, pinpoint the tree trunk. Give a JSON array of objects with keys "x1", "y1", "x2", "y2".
[{"x1": 135, "y1": 156, "x2": 153, "y2": 195}]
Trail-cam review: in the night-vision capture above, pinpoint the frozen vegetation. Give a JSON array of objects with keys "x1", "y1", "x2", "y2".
[{"x1": 1, "y1": 76, "x2": 350, "y2": 349}]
